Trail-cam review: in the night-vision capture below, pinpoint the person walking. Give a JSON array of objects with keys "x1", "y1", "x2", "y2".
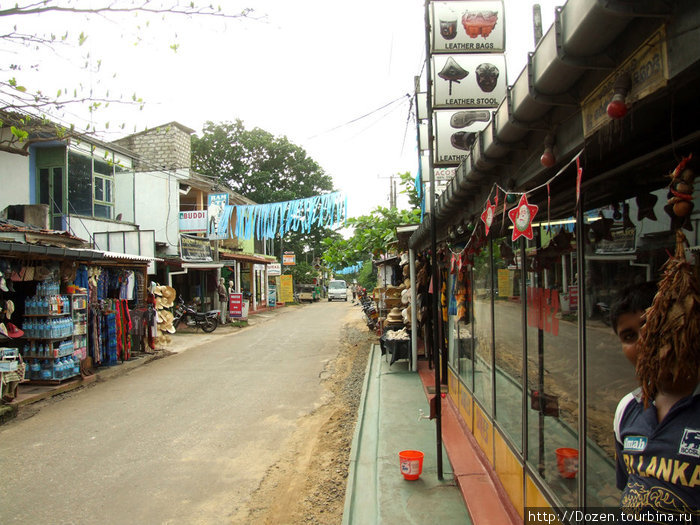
[{"x1": 217, "y1": 278, "x2": 228, "y2": 324}]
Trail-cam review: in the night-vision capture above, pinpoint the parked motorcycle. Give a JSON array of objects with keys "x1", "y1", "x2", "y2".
[
  {"x1": 357, "y1": 290, "x2": 379, "y2": 331},
  {"x1": 173, "y1": 297, "x2": 220, "y2": 333}
]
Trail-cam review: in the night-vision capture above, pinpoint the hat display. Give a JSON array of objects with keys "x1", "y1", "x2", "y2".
[
  {"x1": 2, "y1": 322, "x2": 24, "y2": 338},
  {"x1": 157, "y1": 310, "x2": 176, "y2": 334},
  {"x1": 399, "y1": 253, "x2": 409, "y2": 266},
  {"x1": 0, "y1": 276, "x2": 7, "y2": 292},
  {"x1": 160, "y1": 286, "x2": 176, "y2": 307},
  {"x1": 4, "y1": 300, "x2": 15, "y2": 319},
  {"x1": 386, "y1": 307, "x2": 404, "y2": 325}
]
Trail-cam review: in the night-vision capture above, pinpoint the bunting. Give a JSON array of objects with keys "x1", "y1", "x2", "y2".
[{"x1": 216, "y1": 192, "x2": 348, "y2": 241}]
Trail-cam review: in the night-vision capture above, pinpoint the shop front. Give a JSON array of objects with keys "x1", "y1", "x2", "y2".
[
  {"x1": 1, "y1": 239, "x2": 152, "y2": 399},
  {"x1": 410, "y1": 0, "x2": 700, "y2": 516},
  {"x1": 219, "y1": 252, "x2": 273, "y2": 313}
]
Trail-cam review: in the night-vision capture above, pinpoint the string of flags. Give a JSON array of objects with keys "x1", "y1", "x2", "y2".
[{"x1": 216, "y1": 192, "x2": 347, "y2": 241}]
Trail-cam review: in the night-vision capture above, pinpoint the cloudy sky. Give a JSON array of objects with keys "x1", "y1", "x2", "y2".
[{"x1": 5, "y1": 0, "x2": 562, "y2": 217}]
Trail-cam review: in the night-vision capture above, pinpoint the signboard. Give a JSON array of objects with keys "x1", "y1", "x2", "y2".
[
  {"x1": 179, "y1": 210, "x2": 208, "y2": 233},
  {"x1": 207, "y1": 193, "x2": 229, "y2": 239},
  {"x1": 568, "y1": 285, "x2": 579, "y2": 310},
  {"x1": 497, "y1": 269, "x2": 513, "y2": 298},
  {"x1": 229, "y1": 293, "x2": 243, "y2": 318},
  {"x1": 431, "y1": 54, "x2": 506, "y2": 109},
  {"x1": 582, "y1": 27, "x2": 668, "y2": 137},
  {"x1": 282, "y1": 252, "x2": 296, "y2": 266},
  {"x1": 595, "y1": 225, "x2": 636, "y2": 254},
  {"x1": 279, "y1": 274, "x2": 294, "y2": 303},
  {"x1": 433, "y1": 109, "x2": 491, "y2": 165},
  {"x1": 179, "y1": 234, "x2": 213, "y2": 262},
  {"x1": 416, "y1": 92, "x2": 428, "y2": 120},
  {"x1": 268, "y1": 285, "x2": 277, "y2": 306},
  {"x1": 430, "y1": 1, "x2": 505, "y2": 54},
  {"x1": 267, "y1": 263, "x2": 282, "y2": 276}
]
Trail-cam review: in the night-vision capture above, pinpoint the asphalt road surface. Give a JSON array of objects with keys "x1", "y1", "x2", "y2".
[{"x1": 0, "y1": 301, "x2": 353, "y2": 525}]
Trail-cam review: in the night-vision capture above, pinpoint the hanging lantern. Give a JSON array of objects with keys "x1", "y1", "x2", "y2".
[
  {"x1": 607, "y1": 73, "x2": 631, "y2": 119},
  {"x1": 540, "y1": 134, "x2": 556, "y2": 168}
]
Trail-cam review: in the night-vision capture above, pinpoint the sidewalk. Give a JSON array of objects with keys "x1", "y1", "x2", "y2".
[
  {"x1": 0, "y1": 306, "x2": 288, "y2": 423},
  {"x1": 343, "y1": 343, "x2": 471, "y2": 525}
]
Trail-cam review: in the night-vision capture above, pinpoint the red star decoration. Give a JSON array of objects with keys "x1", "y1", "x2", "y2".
[
  {"x1": 508, "y1": 194, "x2": 538, "y2": 241},
  {"x1": 480, "y1": 199, "x2": 496, "y2": 236}
]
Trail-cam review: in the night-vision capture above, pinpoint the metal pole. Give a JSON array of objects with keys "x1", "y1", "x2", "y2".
[
  {"x1": 409, "y1": 248, "x2": 418, "y2": 372},
  {"x1": 423, "y1": 0, "x2": 443, "y2": 481}
]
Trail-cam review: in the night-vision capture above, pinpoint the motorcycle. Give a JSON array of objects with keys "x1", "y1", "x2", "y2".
[
  {"x1": 357, "y1": 290, "x2": 379, "y2": 331},
  {"x1": 173, "y1": 297, "x2": 220, "y2": 333}
]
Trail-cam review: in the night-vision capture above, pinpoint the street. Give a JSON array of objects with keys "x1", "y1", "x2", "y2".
[{"x1": 0, "y1": 301, "x2": 364, "y2": 525}]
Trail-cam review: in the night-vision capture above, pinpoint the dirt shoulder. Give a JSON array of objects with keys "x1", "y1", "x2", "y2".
[{"x1": 235, "y1": 313, "x2": 375, "y2": 525}]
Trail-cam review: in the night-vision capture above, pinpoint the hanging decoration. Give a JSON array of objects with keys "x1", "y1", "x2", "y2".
[
  {"x1": 664, "y1": 154, "x2": 695, "y2": 231},
  {"x1": 480, "y1": 199, "x2": 495, "y2": 236},
  {"x1": 588, "y1": 211, "x2": 614, "y2": 243},
  {"x1": 636, "y1": 192, "x2": 658, "y2": 221},
  {"x1": 508, "y1": 194, "x2": 538, "y2": 241},
  {"x1": 217, "y1": 192, "x2": 348, "y2": 241}
]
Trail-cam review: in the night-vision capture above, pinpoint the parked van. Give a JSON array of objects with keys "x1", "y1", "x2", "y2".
[{"x1": 328, "y1": 279, "x2": 348, "y2": 301}]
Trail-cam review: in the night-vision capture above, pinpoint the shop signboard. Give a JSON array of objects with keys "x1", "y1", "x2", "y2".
[
  {"x1": 207, "y1": 193, "x2": 229, "y2": 239},
  {"x1": 267, "y1": 263, "x2": 282, "y2": 276},
  {"x1": 179, "y1": 234, "x2": 213, "y2": 262},
  {"x1": 229, "y1": 293, "x2": 243, "y2": 318},
  {"x1": 582, "y1": 27, "x2": 668, "y2": 138},
  {"x1": 431, "y1": 54, "x2": 506, "y2": 109},
  {"x1": 595, "y1": 225, "x2": 636, "y2": 255},
  {"x1": 282, "y1": 252, "x2": 296, "y2": 266},
  {"x1": 178, "y1": 210, "x2": 207, "y2": 233},
  {"x1": 430, "y1": 1, "x2": 505, "y2": 54},
  {"x1": 279, "y1": 274, "x2": 294, "y2": 303},
  {"x1": 268, "y1": 285, "x2": 277, "y2": 306},
  {"x1": 497, "y1": 268, "x2": 513, "y2": 298},
  {"x1": 433, "y1": 109, "x2": 491, "y2": 165}
]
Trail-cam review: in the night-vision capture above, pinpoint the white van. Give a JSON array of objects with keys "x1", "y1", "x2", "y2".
[{"x1": 328, "y1": 279, "x2": 348, "y2": 301}]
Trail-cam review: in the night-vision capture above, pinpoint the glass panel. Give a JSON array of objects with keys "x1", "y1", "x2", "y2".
[
  {"x1": 94, "y1": 177, "x2": 104, "y2": 201},
  {"x1": 94, "y1": 156, "x2": 112, "y2": 177},
  {"x1": 39, "y1": 168, "x2": 49, "y2": 205},
  {"x1": 582, "y1": 184, "x2": 694, "y2": 506},
  {"x1": 51, "y1": 167, "x2": 63, "y2": 215},
  {"x1": 473, "y1": 241, "x2": 493, "y2": 414},
  {"x1": 494, "y1": 235, "x2": 523, "y2": 450},
  {"x1": 67, "y1": 151, "x2": 92, "y2": 215},
  {"x1": 94, "y1": 203, "x2": 111, "y2": 219},
  {"x1": 526, "y1": 224, "x2": 579, "y2": 507}
]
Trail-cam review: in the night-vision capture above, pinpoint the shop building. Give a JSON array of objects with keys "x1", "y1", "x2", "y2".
[{"x1": 410, "y1": 0, "x2": 700, "y2": 516}]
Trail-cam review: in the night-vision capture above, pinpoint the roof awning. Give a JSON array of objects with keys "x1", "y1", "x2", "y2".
[
  {"x1": 0, "y1": 241, "x2": 156, "y2": 264},
  {"x1": 181, "y1": 262, "x2": 224, "y2": 269},
  {"x1": 220, "y1": 252, "x2": 272, "y2": 264}
]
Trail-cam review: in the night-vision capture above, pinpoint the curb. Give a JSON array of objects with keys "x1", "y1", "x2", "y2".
[{"x1": 342, "y1": 342, "x2": 379, "y2": 525}]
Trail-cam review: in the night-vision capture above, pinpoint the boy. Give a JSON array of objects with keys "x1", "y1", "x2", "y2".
[
  {"x1": 612, "y1": 282, "x2": 700, "y2": 520},
  {"x1": 610, "y1": 282, "x2": 658, "y2": 365}
]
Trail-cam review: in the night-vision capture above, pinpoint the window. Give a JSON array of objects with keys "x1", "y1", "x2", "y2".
[
  {"x1": 67, "y1": 148, "x2": 115, "y2": 219},
  {"x1": 472, "y1": 240, "x2": 493, "y2": 414}
]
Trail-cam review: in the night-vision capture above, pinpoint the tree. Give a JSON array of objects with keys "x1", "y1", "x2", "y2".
[
  {"x1": 398, "y1": 171, "x2": 421, "y2": 210},
  {"x1": 321, "y1": 206, "x2": 421, "y2": 270},
  {"x1": 284, "y1": 261, "x2": 317, "y2": 285},
  {"x1": 191, "y1": 120, "x2": 338, "y2": 260},
  {"x1": 0, "y1": 1, "x2": 254, "y2": 153}
]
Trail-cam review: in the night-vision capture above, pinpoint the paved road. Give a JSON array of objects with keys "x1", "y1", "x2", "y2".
[{"x1": 0, "y1": 301, "x2": 353, "y2": 525}]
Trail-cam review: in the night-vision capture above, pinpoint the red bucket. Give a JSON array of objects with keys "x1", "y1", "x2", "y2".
[
  {"x1": 555, "y1": 447, "x2": 579, "y2": 479},
  {"x1": 399, "y1": 450, "x2": 424, "y2": 480}
]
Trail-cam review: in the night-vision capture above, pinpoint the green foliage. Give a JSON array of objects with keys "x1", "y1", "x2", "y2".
[
  {"x1": 322, "y1": 206, "x2": 421, "y2": 270},
  {"x1": 398, "y1": 171, "x2": 421, "y2": 209},
  {"x1": 356, "y1": 260, "x2": 377, "y2": 291},
  {"x1": 284, "y1": 261, "x2": 317, "y2": 285},
  {"x1": 191, "y1": 120, "x2": 338, "y2": 261}
]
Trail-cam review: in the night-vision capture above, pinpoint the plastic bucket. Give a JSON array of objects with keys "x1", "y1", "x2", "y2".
[
  {"x1": 399, "y1": 450, "x2": 424, "y2": 481},
  {"x1": 555, "y1": 448, "x2": 579, "y2": 479}
]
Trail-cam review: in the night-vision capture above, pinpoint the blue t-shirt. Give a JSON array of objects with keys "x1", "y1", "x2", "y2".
[{"x1": 614, "y1": 385, "x2": 700, "y2": 521}]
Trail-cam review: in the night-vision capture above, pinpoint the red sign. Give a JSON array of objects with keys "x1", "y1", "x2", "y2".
[
  {"x1": 229, "y1": 293, "x2": 243, "y2": 318},
  {"x1": 527, "y1": 287, "x2": 560, "y2": 336},
  {"x1": 568, "y1": 285, "x2": 578, "y2": 310}
]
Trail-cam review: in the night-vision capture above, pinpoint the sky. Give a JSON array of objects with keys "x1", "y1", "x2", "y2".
[{"x1": 4, "y1": 0, "x2": 562, "y2": 218}]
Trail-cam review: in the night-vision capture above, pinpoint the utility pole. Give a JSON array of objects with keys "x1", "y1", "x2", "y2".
[{"x1": 377, "y1": 174, "x2": 398, "y2": 209}]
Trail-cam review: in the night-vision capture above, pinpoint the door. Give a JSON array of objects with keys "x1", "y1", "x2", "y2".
[{"x1": 38, "y1": 166, "x2": 65, "y2": 230}]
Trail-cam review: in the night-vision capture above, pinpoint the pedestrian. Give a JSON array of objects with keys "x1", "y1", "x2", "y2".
[{"x1": 217, "y1": 277, "x2": 228, "y2": 324}]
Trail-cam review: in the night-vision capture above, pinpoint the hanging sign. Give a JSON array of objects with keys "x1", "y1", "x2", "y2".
[
  {"x1": 208, "y1": 193, "x2": 229, "y2": 239},
  {"x1": 508, "y1": 194, "x2": 538, "y2": 241},
  {"x1": 179, "y1": 234, "x2": 213, "y2": 262},
  {"x1": 430, "y1": 1, "x2": 505, "y2": 53},
  {"x1": 179, "y1": 210, "x2": 207, "y2": 233},
  {"x1": 581, "y1": 27, "x2": 668, "y2": 138},
  {"x1": 433, "y1": 110, "x2": 490, "y2": 165},
  {"x1": 431, "y1": 54, "x2": 507, "y2": 109},
  {"x1": 267, "y1": 263, "x2": 282, "y2": 276},
  {"x1": 282, "y1": 252, "x2": 296, "y2": 266}
]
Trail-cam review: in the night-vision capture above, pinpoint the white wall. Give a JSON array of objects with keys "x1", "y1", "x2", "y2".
[
  {"x1": 67, "y1": 216, "x2": 137, "y2": 245},
  {"x1": 0, "y1": 150, "x2": 31, "y2": 211},
  {"x1": 134, "y1": 170, "x2": 183, "y2": 256}
]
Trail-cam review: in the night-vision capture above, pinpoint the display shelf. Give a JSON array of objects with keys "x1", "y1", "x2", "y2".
[{"x1": 24, "y1": 313, "x2": 72, "y2": 318}]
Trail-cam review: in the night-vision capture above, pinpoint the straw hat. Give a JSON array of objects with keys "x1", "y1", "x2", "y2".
[
  {"x1": 159, "y1": 286, "x2": 176, "y2": 307},
  {"x1": 4, "y1": 300, "x2": 15, "y2": 319},
  {"x1": 157, "y1": 310, "x2": 176, "y2": 334},
  {"x1": 386, "y1": 307, "x2": 403, "y2": 324}
]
